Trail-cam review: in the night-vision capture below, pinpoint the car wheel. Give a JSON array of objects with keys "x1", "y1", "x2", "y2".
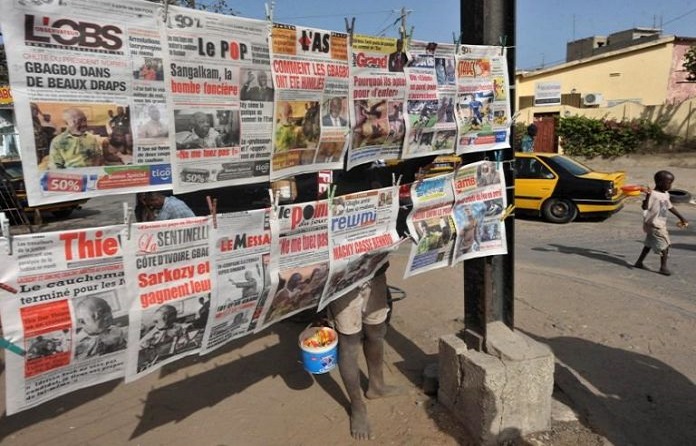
[
  {"x1": 668, "y1": 189, "x2": 692, "y2": 204},
  {"x1": 542, "y1": 198, "x2": 578, "y2": 223}
]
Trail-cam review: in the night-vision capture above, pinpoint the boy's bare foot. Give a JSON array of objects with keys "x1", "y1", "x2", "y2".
[
  {"x1": 349, "y1": 401, "x2": 374, "y2": 440},
  {"x1": 633, "y1": 262, "x2": 645, "y2": 269},
  {"x1": 365, "y1": 384, "x2": 404, "y2": 399},
  {"x1": 659, "y1": 268, "x2": 672, "y2": 276}
]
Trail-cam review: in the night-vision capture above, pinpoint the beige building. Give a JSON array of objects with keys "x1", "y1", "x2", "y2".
[{"x1": 516, "y1": 28, "x2": 696, "y2": 152}]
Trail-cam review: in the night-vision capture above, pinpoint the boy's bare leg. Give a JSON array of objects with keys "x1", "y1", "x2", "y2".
[
  {"x1": 363, "y1": 323, "x2": 401, "y2": 399},
  {"x1": 337, "y1": 332, "x2": 373, "y2": 440},
  {"x1": 634, "y1": 247, "x2": 650, "y2": 268},
  {"x1": 659, "y1": 248, "x2": 671, "y2": 275}
]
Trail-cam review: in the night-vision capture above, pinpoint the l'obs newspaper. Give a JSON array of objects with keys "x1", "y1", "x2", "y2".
[
  {"x1": 166, "y1": 7, "x2": 273, "y2": 192},
  {"x1": 123, "y1": 217, "x2": 211, "y2": 381},
  {"x1": 0, "y1": 226, "x2": 129, "y2": 415},
  {"x1": 0, "y1": 0, "x2": 173, "y2": 206},
  {"x1": 269, "y1": 24, "x2": 350, "y2": 179}
]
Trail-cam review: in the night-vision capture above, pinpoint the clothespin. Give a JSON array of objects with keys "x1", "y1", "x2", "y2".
[
  {"x1": 0, "y1": 337, "x2": 25, "y2": 356},
  {"x1": 327, "y1": 184, "x2": 337, "y2": 207},
  {"x1": 161, "y1": 0, "x2": 171, "y2": 28},
  {"x1": 452, "y1": 32, "x2": 462, "y2": 47},
  {"x1": 206, "y1": 195, "x2": 218, "y2": 229},
  {"x1": 499, "y1": 204, "x2": 515, "y2": 221},
  {"x1": 499, "y1": 35, "x2": 507, "y2": 56},
  {"x1": 0, "y1": 212, "x2": 12, "y2": 255},
  {"x1": 123, "y1": 202, "x2": 133, "y2": 240},
  {"x1": 267, "y1": 188, "x2": 276, "y2": 212},
  {"x1": 265, "y1": 1, "x2": 274, "y2": 22},
  {"x1": 494, "y1": 150, "x2": 503, "y2": 171},
  {"x1": 345, "y1": 17, "x2": 355, "y2": 45}
]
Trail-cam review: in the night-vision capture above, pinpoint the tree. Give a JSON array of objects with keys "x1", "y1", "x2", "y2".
[{"x1": 684, "y1": 45, "x2": 696, "y2": 82}]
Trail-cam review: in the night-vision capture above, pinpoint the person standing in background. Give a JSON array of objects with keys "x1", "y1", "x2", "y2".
[{"x1": 521, "y1": 123, "x2": 537, "y2": 152}]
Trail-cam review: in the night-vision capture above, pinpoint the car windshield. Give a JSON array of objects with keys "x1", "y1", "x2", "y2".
[{"x1": 553, "y1": 156, "x2": 591, "y2": 176}]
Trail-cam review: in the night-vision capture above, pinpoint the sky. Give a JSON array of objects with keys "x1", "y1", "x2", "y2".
[{"x1": 201, "y1": 0, "x2": 696, "y2": 70}]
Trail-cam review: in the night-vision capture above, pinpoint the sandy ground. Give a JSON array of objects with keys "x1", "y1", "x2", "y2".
[{"x1": 0, "y1": 152, "x2": 694, "y2": 445}]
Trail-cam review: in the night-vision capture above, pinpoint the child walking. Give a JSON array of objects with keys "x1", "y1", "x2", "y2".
[{"x1": 634, "y1": 170, "x2": 688, "y2": 276}]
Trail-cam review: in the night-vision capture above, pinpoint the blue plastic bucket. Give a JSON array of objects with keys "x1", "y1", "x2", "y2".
[{"x1": 299, "y1": 327, "x2": 338, "y2": 374}]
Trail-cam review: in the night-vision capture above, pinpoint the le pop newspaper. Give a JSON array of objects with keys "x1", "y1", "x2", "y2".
[
  {"x1": 201, "y1": 209, "x2": 276, "y2": 353},
  {"x1": 269, "y1": 24, "x2": 350, "y2": 180},
  {"x1": 401, "y1": 41, "x2": 458, "y2": 160},
  {"x1": 404, "y1": 173, "x2": 457, "y2": 277},
  {"x1": 123, "y1": 216, "x2": 211, "y2": 382},
  {"x1": 167, "y1": 7, "x2": 273, "y2": 193},
  {"x1": 0, "y1": 0, "x2": 174, "y2": 206},
  {"x1": 320, "y1": 186, "x2": 402, "y2": 310},
  {"x1": 451, "y1": 160, "x2": 508, "y2": 263},
  {"x1": 0, "y1": 226, "x2": 129, "y2": 415},
  {"x1": 346, "y1": 35, "x2": 407, "y2": 170},
  {"x1": 455, "y1": 45, "x2": 511, "y2": 154},
  {"x1": 257, "y1": 199, "x2": 330, "y2": 329}
]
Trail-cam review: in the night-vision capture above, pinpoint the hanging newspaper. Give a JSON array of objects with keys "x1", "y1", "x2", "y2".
[
  {"x1": 269, "y1": 24, "x2": 350, "y2": 180},
  {"x1": 404, "y1": 173, "x2": 457, "y2": 277},
  {"x1": 321, "y1": 186, "x2": 401, "y2": 310},
  {"x1": 167, "y1": 7, "x2": 272, "y2": 192},
  {"x1": 123, "y1": 216, "x2": 211, "y2": 382},
  {"x1": 0, "y1": 226, "x2": 129, "y2": 415},
  {"x1": 0, "y1": 0, "x2": 173, "y2": 206},
  {"x1": 402, "y1": 41, "x2": 457, "y2": 159},
  {"x1": 201, "y1": 209, "x2": 276, "y2": 353},
  {"x1": 455, "y1": 45, "x2": 511, "y2": 154},
  {"x1": 346, "y1": 35, "x2": 407, "y2": 170},
  {"x1": 257, "y1": 199, "x2": 330, "y2": 329},
  {"x1": 451, "y1": 160, "x2": 508, "y2": 263}
]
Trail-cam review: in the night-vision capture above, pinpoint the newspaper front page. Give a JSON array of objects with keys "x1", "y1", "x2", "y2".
[
  {"x1": 166, "y1": 7, "x2": 272, "y2": 192},
  {"x1": 320, "y1": 186, "x2": 401, "y2": 310},
  {"x1": 346, "y1": 35, "x2": 407, "y2": 170},
  {"x1": 455, "y1": 45, "x2": 511, "y2": 154},
  {"x1": 0, "y1": 226, "x2": 129, "y2": 415},
  {"x1": 123, "y1": 216, "x2": 211, "y2": 382},
  {"x1": 257, "y1": 199, "x2": 330, "y2": 329},
  {"x1": 451, "y1": 160, "x2": 508, "y2": 263},
  {"x1": 201, "y1": 209, "x2": 276, "y2": 353},
  {"x1": 269, "y1": 24, "x2": 349, "y2": 180},
  {"x1": 404, "y1": 173, "x2": 457, "y2": 277},
  {"x1": 402, "y1": 41, "x2": 457, "y2": 159},
  {"x1": 0, "y1": 0, "x2": 173, "y2": 206}
]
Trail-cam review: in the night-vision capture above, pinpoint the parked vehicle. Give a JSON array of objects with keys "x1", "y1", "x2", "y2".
[{"x1": 514, "y1": 152, "x2": 626, "y2": 223}]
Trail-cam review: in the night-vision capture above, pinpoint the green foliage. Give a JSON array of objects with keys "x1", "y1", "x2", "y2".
[
  {"x1": 557, "y1": 116, "x2": 674, "y2": 158},
  {"x1": 684, "y1": 45, "x2": 696, "y2": 81},
  {"x1": 512, "y1": 122, "x2": 527, "y2": 151}
]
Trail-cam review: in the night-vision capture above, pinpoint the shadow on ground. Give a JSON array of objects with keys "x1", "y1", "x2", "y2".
[
  {"x1": 533, "y1": 243, "x2": 633, "y2": 267},
  {"x1": 524, "y1": 332, "x2": 696, "y2": 446}
]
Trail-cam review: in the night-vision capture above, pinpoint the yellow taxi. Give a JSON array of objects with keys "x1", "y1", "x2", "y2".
[{"x1": 514, "y1": 152, "x2": 626, "y2": 223}]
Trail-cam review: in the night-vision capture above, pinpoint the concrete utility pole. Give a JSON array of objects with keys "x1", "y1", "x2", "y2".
[{"x1": 459, "y1": 0, "x2": 516, "y2": 350}]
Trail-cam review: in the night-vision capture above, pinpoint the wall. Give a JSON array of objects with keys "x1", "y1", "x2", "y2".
[
  {"x1": 517, "y1": 38, "x2": 675, "y2": 108},
  {"x1": 668, "y1": 41, "x2": 696, "y2": 104},
  {"x1": 518, "y1": 97, "x2": 696, "y2": 142}
]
